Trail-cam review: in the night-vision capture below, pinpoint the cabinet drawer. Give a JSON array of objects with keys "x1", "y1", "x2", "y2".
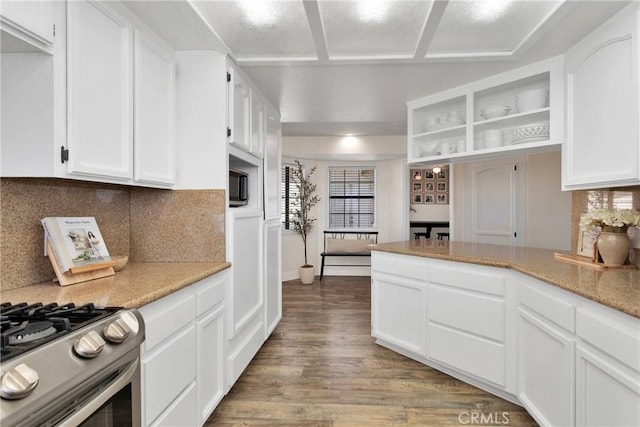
[
  {"x1": 428, "y1": 322, "x2": 505, "y2": 387},
  {"x1": 372, "y1": 252, "x2": 426, "y2": 281},
  {"x1": 577, "y1": 308, "x2": 640, "y2": 372},
  {"x1": 428, "y1": 284, "x2": 504, "y2": 342},
  {"x1": 150, "y1": 383, "x2": 197, "y2": 427},
  {"x1": 429, "y1": 263, "x2": 505, "y2": 296},
  {"x1": 140, "y1": 290, "x2": 196, "y2": 352},
  {"x1": 143, "y1": 326, "x2": 197, "y2": 425},
  {"x1": 518, "y1": 279, "x2": 575, "y2": 332},
  {"x1": 196, "y1": 273, "x2": 226, "y2": 317}
]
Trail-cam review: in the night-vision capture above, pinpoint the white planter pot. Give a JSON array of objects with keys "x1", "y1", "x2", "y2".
[{"x1": 299, "y1": 266, "x2": 315, "y2": 284}]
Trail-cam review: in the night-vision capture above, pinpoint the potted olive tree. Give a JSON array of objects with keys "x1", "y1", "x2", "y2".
[{"x1": 291, "y1": 159, "x2": 320, "y2": 284}]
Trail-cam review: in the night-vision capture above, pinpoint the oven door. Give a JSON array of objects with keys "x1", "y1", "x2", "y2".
[{"x1": 31, "y1": 352, "x2": 141, "y2": 427}]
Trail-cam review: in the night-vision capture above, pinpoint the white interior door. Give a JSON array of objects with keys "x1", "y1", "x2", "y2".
[{"x1": 471, "y1": 158, "x2": 525, "y2": 246}]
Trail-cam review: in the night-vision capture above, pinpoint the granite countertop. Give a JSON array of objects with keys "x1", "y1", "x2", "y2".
[
  {"x1": 371, "y1": 240, "x2": 640, "y2": 319},
  {"x1": 1, "y1": 262, "x2": 231, "y2": 309}
]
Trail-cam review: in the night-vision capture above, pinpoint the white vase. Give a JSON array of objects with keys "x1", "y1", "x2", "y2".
[
  {"x1": 299, "y1": 265, "x2": 315, "y2": 284},
  {"x1": 597, "y1": 230, "x2": 631, "y2": 266}
]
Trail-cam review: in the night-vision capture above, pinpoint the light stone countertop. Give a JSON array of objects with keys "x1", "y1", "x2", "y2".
[
  {"x1": 1, "y1": 262, "x2": 231, "y2": 309},
  {"x1": 371, "y1": 240, "x2": 640, "y2": 319}
]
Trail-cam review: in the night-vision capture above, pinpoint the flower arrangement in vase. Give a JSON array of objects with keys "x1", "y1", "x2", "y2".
[{"x1": 580, "y1": 208, "x2": 640, "y2": 266}]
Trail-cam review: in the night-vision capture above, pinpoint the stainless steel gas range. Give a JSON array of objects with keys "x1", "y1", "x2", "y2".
[{"x1": 0, "y1": 302, "x2": 145, "y2": 426}]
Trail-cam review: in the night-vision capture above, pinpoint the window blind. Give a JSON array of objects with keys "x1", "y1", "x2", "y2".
[
  {"x1": 328, "y1": 167, "x2": 375, "y2": 229},
  {"x1": 281, "y1": 164, "x2": 300, "y2": 229}
]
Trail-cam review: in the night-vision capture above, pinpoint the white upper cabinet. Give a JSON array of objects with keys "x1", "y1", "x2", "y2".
[
  {"x1": 264, "y1": 106, "x2": 282, "y2": 220},
  {"x1": 228, "y1": 64, "x2": 251, "y2": 152},
  {"x1": 407, "y1": 56, "x2": 564, "y2": 166},
  {"x1": 0, "y1": 0, "x2": 54, "y2": 53},
  {"x1": 66, "y1": 0, "x2": 133, "y2": 181},
  {"x1": 133, "y1": 28, "x2": 175, "y2": 186},
  {"x1": 563, "y1": 2, "x2": 640, "y2": 190},
  {"x1": 251, "y1": 93, "x2": 265, "y2": 157}
]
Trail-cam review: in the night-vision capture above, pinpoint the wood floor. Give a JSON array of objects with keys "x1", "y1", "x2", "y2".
[{"x1": 206, "y1": 276, "x2": 538, "y2": 426}]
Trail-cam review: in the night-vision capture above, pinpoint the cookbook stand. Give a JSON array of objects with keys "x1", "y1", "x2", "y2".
[{"x1": 47, "y1": 241, "x2": 116, "y2": 286}]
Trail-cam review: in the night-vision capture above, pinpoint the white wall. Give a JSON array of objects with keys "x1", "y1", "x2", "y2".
[{"x1": 281, "y1": 135, "x2": 407, "y2": 281}]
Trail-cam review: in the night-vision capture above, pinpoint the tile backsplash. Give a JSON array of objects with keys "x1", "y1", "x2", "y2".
[{"x1": 0, "y1": 178, "x2": 226, "y2": 291}]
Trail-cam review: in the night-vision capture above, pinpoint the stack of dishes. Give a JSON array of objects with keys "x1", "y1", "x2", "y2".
[{"x1": 511, "y1": 123, "x2": 549, "y2": 144}]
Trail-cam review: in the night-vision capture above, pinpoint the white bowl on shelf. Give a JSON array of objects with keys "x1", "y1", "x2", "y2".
[
  {"x1": 516, "y1": 88, "x2": 549, "y2": 112},
  {"x1": 511, "y1": 123, "x2": 549, "y2": 143},
  {"x1": 480, "y1": 105, "x2": 511, "y2": 120}
]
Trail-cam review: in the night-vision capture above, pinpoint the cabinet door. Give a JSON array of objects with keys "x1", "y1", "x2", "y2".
[
  {"x1": 576, "y1": 345, "x2": 640, "y2": 427},
  {"x1": 150, "y1": 383, "x2": 197, "y2": 427},
  {"x1": 197, "y1": 305, "x2": 225, "y2": 425},
  {"x1": 134, "y1": 29, "x2": 175, "y2": 186},
  {"x1": 264, "y1": 110, "x2": 281, "y2": 220},
  {"x1": 228, "y1": 66, "x2": 251, "y2": 151},
  {"x1": 371, "y1": 275, "x2": 426, "y2": 356},
  {"x1": 564, "y1": 3, "x2": 640, "y2": 189},
  {"x1": 264, "y1": 219, "x2": 282, "y2": 336},
  {"x1": 66, "y1": 0, "x2": 133, "y2": 180},
  {"x1": 0, "y1": 0, "x2": 54, "y2": 47},
  {"x1": 251, "y1": 95, "x2": 265, "y2": 156},
  {"x1": 518, "y1": 307, "x2": 575, "y2": 427}
]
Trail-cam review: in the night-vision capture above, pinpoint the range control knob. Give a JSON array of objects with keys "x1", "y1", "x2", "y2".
[
  {"x1": 103, "y1": 317, "x2": 131, "y2": 344},
  {"x1": 1, "y1": 363, "x2": 39, "y2": 400},
  {"x1": 73, "y1": 330, "x2": 105, "y2": 358}
]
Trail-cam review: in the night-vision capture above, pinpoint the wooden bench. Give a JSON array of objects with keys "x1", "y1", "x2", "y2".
[{"x1": 320, "y1": 231, "x2": 378, "y2": 281}]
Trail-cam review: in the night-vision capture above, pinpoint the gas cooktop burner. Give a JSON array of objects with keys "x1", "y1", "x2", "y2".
[
  {"x1": 0, "y1": 302, "x2": 121, "y2": 362},
  {"x1": 6, "y1": 321, "x2": 57, "y2": 345}
]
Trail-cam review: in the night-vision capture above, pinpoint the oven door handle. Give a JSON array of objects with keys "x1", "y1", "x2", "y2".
[{"x1": 57, "y1": 357, "x2": 139, "y2": 427}]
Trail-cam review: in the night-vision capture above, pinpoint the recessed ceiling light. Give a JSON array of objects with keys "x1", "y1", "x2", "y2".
[
  {"x1": 470, "y1": 0, "x2": 513, "y2": 22},
  {"x1": 357, "y1": 0, "x2": 390, "y2": 23},
  {"x1": 238, "y1": 0, "x2": 279, "y2": 26}
]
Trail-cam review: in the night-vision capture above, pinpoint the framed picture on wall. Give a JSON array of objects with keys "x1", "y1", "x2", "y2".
[
  {"x1": 436, "y1": 193, "x2": 448, "y2": 204},
  {"x1": 424, "y1": 193, "x2": 435, "y2": 204},
  {"x1": 411, "y1": 170, "x2": 422, "y2": 181},
  {"x1": 437, "y1": 182, "x2": 447, "y2": 192},
  {"x1": 425, "y1": 182, "x2": 434, "y2": 192},
  {"x1": 424, "y1": 169, "x2": 435, "y2": 180},
  {"x1": 413, "y1": 182, "x2": 423, "y2": 191},
  {"x1": 412, "y1": 193, "x2": 423, "y2": 204},
  {"x1": 436, "y1": 169, "x2": 447, "y2": 180}
]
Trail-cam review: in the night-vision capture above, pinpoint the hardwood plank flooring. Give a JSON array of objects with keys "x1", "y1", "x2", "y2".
[{"x1": 206, "y1": 276, "x2": 538, "y2": 426}]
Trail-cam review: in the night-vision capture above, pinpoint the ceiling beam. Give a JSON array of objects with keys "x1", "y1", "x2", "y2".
[
  {"x1": 303, "y1": 0, "x2": 329, "y2": 63},
  {"x1": 413, "y1": 0, "x2": 449, "y2": 59}
]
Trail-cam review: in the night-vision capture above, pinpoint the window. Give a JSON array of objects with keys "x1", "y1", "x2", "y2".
[
  {"x1": 281, "y1": 163, "x2": 300, "y2": 230},
  {"x1": 328, "y1": 166, "x2": 375, "y2": 229}
]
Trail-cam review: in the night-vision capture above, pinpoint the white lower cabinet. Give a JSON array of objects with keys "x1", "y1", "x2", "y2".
[
  {"x1": 371, "y1": 251, "x2": 640, "y2": 427},
  {"x1": 371, "y1": 252, "x2": 427, "y2": 357},
  {"x1": 575, "y1": 307, "x2": 640, "y2": 427},
  {"x1": 140, "y1": 270, "x2": 228, "y2": 426}
]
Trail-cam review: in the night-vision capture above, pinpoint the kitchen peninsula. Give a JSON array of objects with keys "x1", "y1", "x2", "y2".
[{"x1": 370, "y1": 240, "x2": 640, "y2": 427}]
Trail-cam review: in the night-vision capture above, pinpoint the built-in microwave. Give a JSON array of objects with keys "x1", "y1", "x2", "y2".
[{"x1": 229, "y1": 168, "x2": 249, "y2": 207}]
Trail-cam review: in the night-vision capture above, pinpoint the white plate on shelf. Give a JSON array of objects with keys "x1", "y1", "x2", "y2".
[{"x1": 511, "y1": 136, "x2": 549, "y2": 144}]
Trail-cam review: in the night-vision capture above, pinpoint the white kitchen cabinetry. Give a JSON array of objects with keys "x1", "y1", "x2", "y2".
[
  {"x1": 264, "y1": 107, "x2": 282, "y2": 220},
  {"x1": 371, "y1": 252, "x2": 427, "y2": 357},
  {"x1": 371, "y1": 250, "x2": 640, "y2": 427},
  {"x1": 563, "y1": 2, "x2": 640, "y2": 190},
  {"x1": 0, "y1": 0, "x2": 54, "y2": 53},
  {"x1": 516, "y1": 277, "x2": 576, "y2": 427},
  {"x1": 407, "y1": 56, "x2": 563, "y2": 166},
  {"x1": 426, "y1": 262, "x2": 510, "y2": 390},
  {"x1": 1, "y1": 0, "x2": 176, "y2": 188},
  {"x1": 251, "y1": 93, "x2": 266, "y2": 157},
  {"x1": 66, "y1": 0, "x2": 133, "y2": 181},
  {"x1": 226, "y1": 209, "x2": 265, "y2": 386},
  {"x1": 139, "y1": 271, "x2": 229, "y2": 427},
  {"x1": 575, "y1": 306, "x2": 640, "y2": 427},
  {"x1": 264, "y1": 219, "x2": 282, "y2": 336},
  {"x1": 133, "y1": 28, "x2": 175, "y2": 186},
  {"x1": 228, "y1": 63, "x2": 252, "y2": 153}
]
